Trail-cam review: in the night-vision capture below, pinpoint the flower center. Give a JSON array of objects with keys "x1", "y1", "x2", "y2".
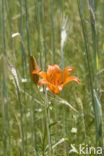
[{"x1": 47, "y1": 71, "x2": 63, "y2": 86}]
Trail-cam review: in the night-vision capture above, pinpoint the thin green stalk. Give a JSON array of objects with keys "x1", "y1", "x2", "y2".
[
  {"x1": 2, "y1": 73, "x2": 7, "y2": 156},
  {"x1": 2, "y1": 0, "x2": 11, "y2": 155},
  {"x1": 41, "y1": 0, "x2": 47, "y2": 71},
  {"x1": 45, "y1": 90, "x2": 52, "y2": 156},
  {"x1": 61, "y1": 47, "x2": 67, "y2": 156},
  {"x1": 18, "y1": 0, "x2": 28, "y2": 153},
  {"x1": 81, "y1": 101, "x2": 87, "y2": 147},
  {"x1": 2, "y1": 0, "x2": 6, "y2": 56},
  {"x1": 50, "y1": 0, "x2": 56, "y2": 64},
  {"x1": 36, "y1": 85, "x2": 46, "y2": 155},
  {"x1": 21, "y1": 44, "x2": 28, "y2": 155},
  {"x1": 25, "y1": 0, "x2": 31, "y2": 56},
  {"x1": 102, "y1": 0, "x2": 104, "y2": 148},
  {"x1": 18, "y1": 0, "x2": 24, "y2": 40},
  {"x1": 34, "y1": 0, "x2": 43, "y2": 69},
  {"x1": 41, "y1": 2, "x2": 51, "y2": 153},
  {"x1": 33, "y1": 99, "x2": 39, "y2": 156},
  {"x1": 34, "y1": 0, "x2": 44, "y2": 154},
  {"x1": 93, "y1": 90, "x2": 102, "y2": 149},
  {"x1": 88, "y1": 0, "x2": 98, "y2": 90},
  {"x1": 34, "y1": 85, "x2": 51, "y2": 155},
  {"x1": 33, "y1": 85, "x2": 44, "y2": 156},
  {"x1": 61, "y1": 48, "x2": 64, "y2": 71},
  {"x1": 50, "y1": 2, "x2": 60, "y2": 154},
  {"x1": 35, "y1": 1, "x2": 47, "y2": 154},
  {"x1": 5, "y1": 0, "x2": 13, "y2": 50},
  {"x1": 25, "y1": 0, "x2": 36, "y2": 151},
  {"x1": 3, "y1": 69, "x2": 11, "y2": 156},
  {"x1": 60, "y1": 6, "x2": 67, "y2": 156},
  {"x1": 11, "y1": 38, "x2": 25, "y2": 156},
  {"x1": 102, "y1": 0, "x2": 104, "y2": 39},
  {"x1": 16, "y1": 84, "x2": 25, "y2": 155}
]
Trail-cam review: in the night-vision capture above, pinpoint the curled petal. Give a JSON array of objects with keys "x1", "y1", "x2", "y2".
[
  {"x1": 63, "y1": 76, "x2": 80, "y2": 87},
  {"x1": 64, "y1": 67, "x2": 75, "y2": 72},
  {"x1": 63, "y1": 67, "x2": 75, "y2": 80}
]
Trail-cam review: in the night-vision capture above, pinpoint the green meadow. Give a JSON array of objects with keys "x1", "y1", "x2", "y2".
[{"x1": 0, "y1": 0, "x2": 104, "y2": 155}]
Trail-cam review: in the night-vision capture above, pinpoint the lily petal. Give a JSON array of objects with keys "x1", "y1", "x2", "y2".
[
  {"x1": 63, "y1": 76, "x2": 80, "y2": 87},
  {"x1": 38, "y1": 78, "x2": 63, "y2": 94},
  {"x1": 46, "y1": 83, "x2": 63, "y2": 94},
  {"x1": 63, "y1": 67, "x2": 75, "y2": 80},
  {"x1": 30, "y1": 55, "x2": 39, "y2": 71},
  {"x1": 47, "y1": 65, "x2": 63, "y2": 85},
  {"x1": 30, "y1": 56, "x2": 39, "y2": 84},
  {"x1": 47, "y1": 64, "x2": 62, "y2": 74},
  {"x1": 33, "y1": 71, "x2": 47, "y2": 81}
]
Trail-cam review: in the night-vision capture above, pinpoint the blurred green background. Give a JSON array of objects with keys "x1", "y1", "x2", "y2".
[{"x1": 0, "y1": 0, "x2": 104, "y2": 155}]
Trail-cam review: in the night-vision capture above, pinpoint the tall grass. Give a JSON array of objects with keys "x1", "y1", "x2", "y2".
[
  {"x1": 78, "y1": 0, "x2": 102, "y2": 150},
  {"x1": 50, "y1": 0, "x2": 56, "y2": 64},
  {"x1": 2, "y1": 0, "x2": 11, "y2": 155},
  {"x1": 1, "y1": 0, "x2": 104, "y2": 155}
]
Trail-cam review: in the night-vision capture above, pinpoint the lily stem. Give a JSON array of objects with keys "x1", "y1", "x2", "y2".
[{"x1": 45, "y1": 90, "x2": 52, "y2": 156}]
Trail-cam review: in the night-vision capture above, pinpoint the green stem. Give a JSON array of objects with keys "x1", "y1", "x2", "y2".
[
  {"x1": 50, "y1": 0, "x2": 56, "y2": 64},
  {"x1": 45, "y1": 90, "x2": 52, "y2": 156},
  {"x1": 25, "y1": 0, "x2": 31, "y2": 56},
  {"x1": 2, "y1": 0, "x2": 11, "y2": 155},
  {"x1": 16, "y1": 85, "x2": 25, "y2": 155}
]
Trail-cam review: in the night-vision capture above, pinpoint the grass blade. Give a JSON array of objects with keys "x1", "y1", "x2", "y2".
[
  {"x1": 93, "y1": 89, "x2": 102, "y2": 147},
  {"x1": 2, "y1": 0, "x2": 11, "y2": 155},
  {"x1": 77, "y1": 0, "x2": 102, "y2": 148},
  {"x1": 88, "y1": 0, "x2": 98, "y2": 90},
  {"x1": 50, "y1": 0, "x2": 56, "y2": 64}
]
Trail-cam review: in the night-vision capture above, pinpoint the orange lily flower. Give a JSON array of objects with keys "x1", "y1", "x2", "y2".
[
  {"x1": 29, "y1": 55, "x2": 39, "y2": 84},
  {"x1": 32, "y1": 64, "x2": 80, "y2": 94}
]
